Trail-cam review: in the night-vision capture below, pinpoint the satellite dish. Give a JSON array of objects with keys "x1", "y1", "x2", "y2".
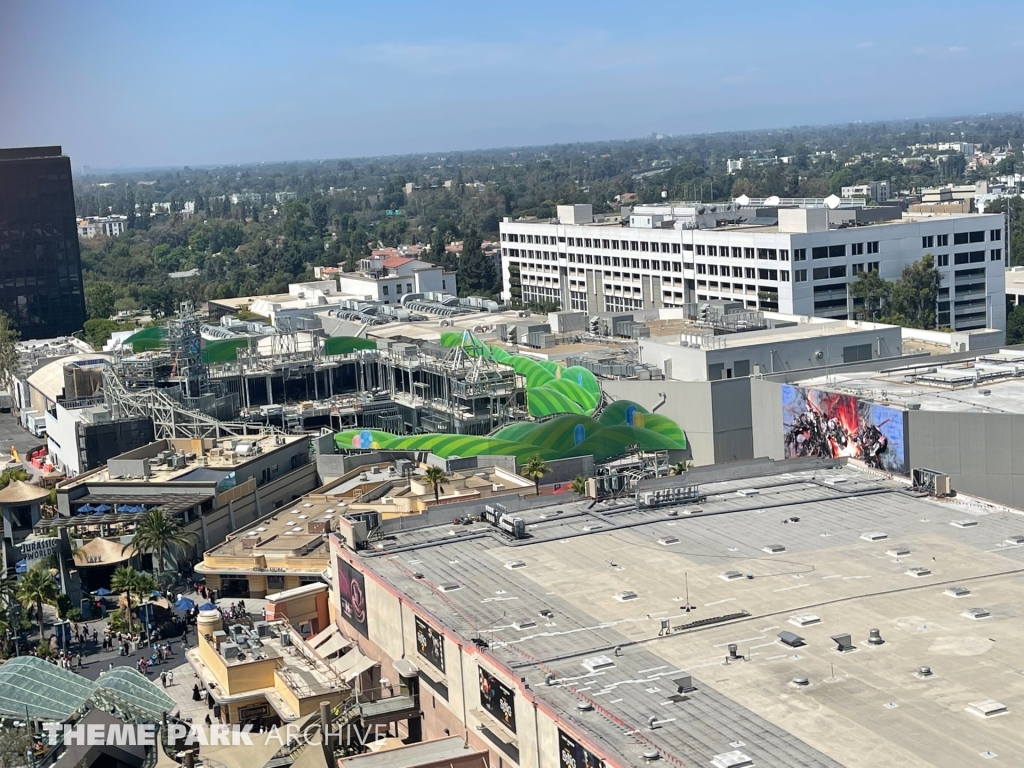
[
  {"x1": 735, "y1": 194, "x2": 750, "y2": 206},
  {"x1": 765, "y1": 195, "x2": 781, "y2": 207},
  {"x1": 824, "y1": 194, "x2": 841, "y2": 209},
  {"x1": 709, "y1": 204, "x2": 717, "y2": 212},
  {"x1": 696, "y1": 206, "x2": 706, "y2": 214}
]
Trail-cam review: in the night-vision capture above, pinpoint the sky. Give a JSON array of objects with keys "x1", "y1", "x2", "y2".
[{"x1": 2, "y1": 0, "x2": 1024, "y2": 170}]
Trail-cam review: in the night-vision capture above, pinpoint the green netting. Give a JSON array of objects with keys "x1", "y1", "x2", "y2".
[
  {"x1": 201, "y1": 338, "x2": 248, "y2": 364},
  {"x1": 335, "y1": 429, "x2": 560, "y2": 463},
  {"x1": 124, "y1": 326, "x2": 168, "y2": 353},
  {"x1": 324, "y1": 336, "x2": 376, "y2": 356},
  {"x1": 0, "y1": 656, "x2": 96, "y2": 719}
]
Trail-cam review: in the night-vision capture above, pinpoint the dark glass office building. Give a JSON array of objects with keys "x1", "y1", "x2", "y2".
[{"x1": 0, "y1": 146, "x2": 86, "y2": 339}]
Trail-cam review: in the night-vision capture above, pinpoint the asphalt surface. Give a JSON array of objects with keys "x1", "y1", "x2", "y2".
[{"x1": 0, "y1": 409, "x2": 45, "y2": 466}]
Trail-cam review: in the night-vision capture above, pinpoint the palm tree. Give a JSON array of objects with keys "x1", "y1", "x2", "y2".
[
  {"x1": 569, "y1": 475, "x2": 588, "y2": 502},
  {"x1": 111, "y1": 565, "x2": 157, "y2": 633},
  {"x1": 423, "y1": 466, "x2": 448, "y2": 504},
  {"x1": 126, "y1": 508, "x2": 196, "y2": 575},
  {"x1": 17, "y1": 564, "x2": 58, "y2": 641},
  {"x1": 670, "y1": 460, "x2": 692, "y2": 476},
  {"x1": 521, "y1": 456, "x2": 551, "y2": 497}
]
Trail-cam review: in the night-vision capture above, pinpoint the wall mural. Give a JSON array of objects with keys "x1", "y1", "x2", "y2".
[{"x1": 782, "y1": 385, "x2": 907, "y2": 474}]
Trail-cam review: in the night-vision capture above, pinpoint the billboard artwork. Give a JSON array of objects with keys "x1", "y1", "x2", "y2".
[
  {"x1": 336, "y1": 556, "x2": 369, "y2": 637},
  {"x1": 415, "y1": 616, "x2": 446, "y2": 674},
  {"x1": 559, "y1": 729, "x2": 605, "y2": 768},
  {"x1": 479, "y1": 666, "x2": 516, "y2": 733},
  {"x1": 782, "y1": 385, "x2": 906, "y2": 473}
]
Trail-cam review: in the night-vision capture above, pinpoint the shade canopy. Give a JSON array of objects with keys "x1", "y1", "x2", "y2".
[{"x1": 0, "y1": 480, "x2": 49, "y2": 505}]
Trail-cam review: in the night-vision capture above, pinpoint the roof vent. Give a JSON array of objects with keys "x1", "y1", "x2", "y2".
[
  {"x1": 867, "y1": 628, "x2": 885, "y2": 645},
  {"x1": 711, "y1": 751, "x2": 754, "y2": 768},
  {"x1": 720, "y1": 570, "x2": 744, "y2": 581},
  {"x1": 951, "y1": 519, "x2": 978, "y2": 528},
  {"x1": 642, "y1": 748, "x2": 661, "y2": 762},
  {"x1": 512, "y1": 619, "x2": 537, "y2": 630},
  {"x1": 778, "y1": 631, "x2": 806, "y2": 648},
  {"x1": 887, "y1": 545, "x2": 911, "y2": 557},
  {"x1": 615, "y1": 590, "x2": 639, "y2": 602},
  {"x1": 967, "y1": 699, "x2": 1008, "y2": 718},
  {"x1": 684, "y1": 506, "x2": 703, "y2": 514},
  {"x1": 860, "y1": 531, "x2": 888, "y2": 541},
  {"x1": 963, "y1": 607, "x2": 991, "y2": 620},
  {"x1": 438, "y1": 582, "x2": 461, "y2": 592},
  {"x1": 576, "y1": 701, "x2": 593, "y2": 712},
  {"x1": 736, "y1": 489, "x2": 760, "y2": 497},
  {"x1": 504, "y1": 560, "x2": 526, "y2": 570},
  {"x1": 915, "y1": 666, "x2": 934, "y2": 679},
  {"x1": 658, "y1": 536, "x2": 680, "y2": 546},
  {"x1": 906, "y1": 567, "x2": 932, "y2": 577},
  {"x1": 762, "y1": 544, "x2": 786, "y2": 554},
  {"x1": 830, "y1": 633, "x2": 856, "y2": 652},
  {"x1": 582, "y1": 655, "x2": 616, "y2": 672},
  {"x1": 945, "y1": 586, "x2": 971, "y2": 598},
  {"x1": 792, "y1": 676, "x2": 810, "y2": 686},
  {"x1": 672, "y1": 674, "x2": 694, "y2": 692},
  {"x1": 582, "y1": 525, "x2": 603, "y2": 532},
  {"x1": 790, "y1": 613, "x2": 821, "y2": 627},
  {"x1": 1004, "y1": 535, "x2": 1024, "y2": 545}
]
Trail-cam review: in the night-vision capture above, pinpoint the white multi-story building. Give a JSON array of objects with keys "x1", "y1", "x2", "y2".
[
  {"x1": 500, "y1": 202, "x2": 1007, "y2": 331},
  {"x1": 338, "y1": 256, "x2": 456, "y2": 304},
  {"x1": 841, "y1": 180, "x2": 891, "y2": 203},
  {"x1": 77, "y1": 215, "x2": 127, "y2": 239}
]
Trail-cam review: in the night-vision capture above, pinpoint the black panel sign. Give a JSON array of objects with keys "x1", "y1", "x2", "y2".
[
  {"x1": 559, "y1": 728, "x2": 605, "y2": 768},
  {"x1": 479, "y1": 666, "x2": 516, "y2": 733},
  {"x1": 415, "y1": 615, "x2": 446, "y2": 674},
  {"x1": 336, "y1": 556, "x2": 368, "y2": 636}
]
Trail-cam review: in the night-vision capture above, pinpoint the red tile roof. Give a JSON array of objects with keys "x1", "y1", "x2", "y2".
[{"x1": 382, "y1": 256, "x2": 414, "y2": 268}]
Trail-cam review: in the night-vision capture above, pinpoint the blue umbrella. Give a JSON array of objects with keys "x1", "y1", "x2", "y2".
[
  {"x1": 94, "y1": 588, "x2": 112, "y2": 595},
  {"x1": 175, "y1": 597, "x2": 196, "y2": 611},
  {"x1": 198, "y1": 602, "x2": 216, "y2": 611},
  {"x1": 93, "y1": 510, "x2": 104, "y2": 515},
  {"x1": 78, "y1": 504, "x2": 95, "y2": 513},
  {"x1": 95, "y1": 504, "x2": 111, "y2": 513},
  {"x1": 15, "y1": 560, "x2": 27, "y2": 574}
]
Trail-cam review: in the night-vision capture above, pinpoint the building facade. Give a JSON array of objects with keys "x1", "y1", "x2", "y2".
[
  {"x1": 500, "y1": 203, "x2": 1007, "y2": 331},
  {"x1": 76, "y1": 215, "x2": 127, "y2": 239},
  {"x1": 0, "y1": 147, "x2": 87, "y2": 339}
]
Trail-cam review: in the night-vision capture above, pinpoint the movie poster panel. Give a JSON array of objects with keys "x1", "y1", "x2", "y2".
[
  {"x1": 415, "y1": 616, "x2": 446, "y2": 674},
  {"x1": 479, "y1": 666, "x2": 516, "y2": 733},
  {"x1": 336, "y1": 556, "x2": 369, "y2": 637},
  {"x1": 559, "y1": 728, "x2": 605, "y2": 768},
  {"x1": 782, "y1": 385, "x2": 906, "y2": 474}
]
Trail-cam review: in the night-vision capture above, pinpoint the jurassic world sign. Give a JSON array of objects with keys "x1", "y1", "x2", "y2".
[{"x1": 20, "y1": 538, "x2": 60, "y2": 560}]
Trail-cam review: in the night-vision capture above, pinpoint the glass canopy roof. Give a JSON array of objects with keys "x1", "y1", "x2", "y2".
[{"x1": 0, "y1": 657, "x2": 174, "y2": 722}]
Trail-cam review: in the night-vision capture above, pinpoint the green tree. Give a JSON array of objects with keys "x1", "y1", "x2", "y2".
[
  {"x1": 17, "y1": 564, "x2": 58, "y2": 641},
  {"x1": 110, "y1": 565, "x2": 157, "y2": 630},
  {"x1": 85, "y1": 281, "x2": 119, "y2": 320},
  {"x1": 457, "y1": 229, "x2": 498, "y2": 297},
  {"x1": 569, "y1": 475, "x2": 588, "y2": 501},
  {"x1": 0, "y1": 722, "x2": 35, "y2": 768},
  {"x1": 885, "y1": 254, "x2": 941, "y2": 330},
  {"x1": 849, "y1": 269, "x2": 892, "y2": 322},
  {"x1": 310, "y1": 198, "x2": 330, "y2": 239},
  {"x1": 0, "y1": 311, "x2": 19, "y2": 393},
  {"x1": 670, "y1": 460, "x2": 692, "y2": 476},
  {"x1": 127, "y1": 508, "x2": 196, "y2": 575},
  {"x1": 1006, "y1": 303, "x2": 1024, "y2": 345},
  {"x1": 520, "y1": 456, "x2": 551, "y2": 496},
  {"x1": 423, "y1": 466, "x2": 448, "y2": 504}
]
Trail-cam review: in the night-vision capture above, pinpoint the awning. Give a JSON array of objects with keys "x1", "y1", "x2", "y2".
[
  {"x1": 317, "y1": 632, "x2": 351, "y2": 659},
  {"x1": 308, "y1": 625, "x2": 352, "y2": 659},
  {"x1": 330, "y1": 650, "x2": 377, "y2": 682}
]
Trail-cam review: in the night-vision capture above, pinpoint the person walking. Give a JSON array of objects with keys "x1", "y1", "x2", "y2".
[{"x1": 160, "y1": 670, "x2": 167, "y2": 688}]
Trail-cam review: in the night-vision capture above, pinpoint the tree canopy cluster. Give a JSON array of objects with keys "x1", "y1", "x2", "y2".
[{"x1": 74, "y1": 113, "x2": 1024, "y2": 330}]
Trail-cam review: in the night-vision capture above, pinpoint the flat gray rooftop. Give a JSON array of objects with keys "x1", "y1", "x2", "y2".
[
  {"x1": 798, "y1": 350, "x2": 1024, "y2": 414},
  {"x1": 357, "y1": 465, "x2": 1024, "y2": 768}
]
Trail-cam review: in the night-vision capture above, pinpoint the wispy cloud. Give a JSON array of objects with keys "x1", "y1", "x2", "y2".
[{"x1": 855, "y1": 41, "x2": 873, "y2": 49}]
